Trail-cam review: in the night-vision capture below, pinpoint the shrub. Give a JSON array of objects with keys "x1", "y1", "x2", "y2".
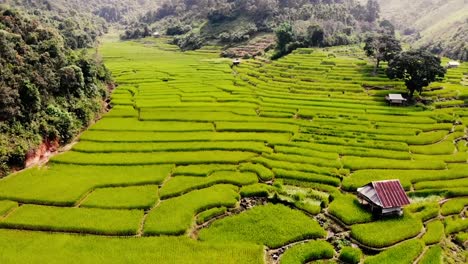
[{"x1": 339, "y1": 247, "x2": 362, "y2": 264}]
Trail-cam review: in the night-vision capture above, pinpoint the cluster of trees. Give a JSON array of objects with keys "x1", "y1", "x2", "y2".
[
  {"x1": 272, "y1": 0, "x2": 381, "y2": 59},
  {"x1": 0, "y1": 7, "x2": 111, "y2": 176},
  {"x1": 123, "y1": 0, "x2": 382, "y2": 51},
  {"x1": 363, "y1": 26, "x2": 446, "y2": 98}
]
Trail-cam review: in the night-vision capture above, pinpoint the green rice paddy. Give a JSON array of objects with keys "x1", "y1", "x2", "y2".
[{"x1": 0, "y1": 37, "x2": 467, "y2": 263}]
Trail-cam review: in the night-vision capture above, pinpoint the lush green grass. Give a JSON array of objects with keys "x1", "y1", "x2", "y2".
[
  {"x1": 0, "y1": 229, "x2": 264, "y2": 263},
  {"x1": 240, "y1": 184, "x2": 273, "y2": 197},
  {"x1": 159, "y1": 171, "x2": 257, "y2": 199},
  {"x1": 414, "y1": 178, "x2": 468, "y2": 190},
  {"x1": 422, "y1": 221, "x2": 445, "y2": 245},
  {"x1": 144, "y1": 185, "x2": 239, "y2": 235},
  {"x1": 343, "y1": 166, "x2": 468, "y2": 191},
  {"x1": 363, "y1": 239, "x2": 424, "y2": 264},
  {"x1": 409, "y1": 141, "x2": 455, "y2": 155},
  {"x1": 90, "y1": 119, "x2": 214, "y2": 132},
  {"x1": 328, "y1": 195, "x2": 373, "y2": 225},
  {"x1": 73, "y1": 141, "x2": 272, "y2": 154},
  {"x1": 280, "y1": 240, "x2": 334, "y2": 264},
  {"x1": 351, "y1": 216, "x2": 423, "y2": 248},
  {"x1": 455, "y1": 232, "x2": 468, "y2": 246},
  {"x1": 441, "y1": 197, "x2": 468, "y2": 216},
  {"x1": 2, "y1": 36, "x2": 467, "y2": 263},
  {"x1": 445, "y1": 215, "x2": 468, "y2": 234},
  {"x1": 81, "y1": 185, "x2": 159, "y2": 209},
  {"x1": 199, "y1": 204, "x2": 326, "y2": 248},
  {"x1": 273, "y1": 169, "x2": 341, "y2": 186},
  {"x1": 0, "y1": 205, "x2": 143, "y2": 235},
  {"x1": 196, "y1": 207, "x2": 227, "y2": 225},
  {"x1": 0, "y1": 201, "x2": 17, "y2": 216},
  {"x1": 51, "y1": 151, "x2": 258, "y2": 165},
  {"x1": 405, "y1": 201, "x2": 439, "y2": 221},
  {"x1": 79, "y1": 131, "x2": 291, "y2": 143},
  {"x1": 339, "y1": 247, "x2": 362, "y2": 264},
  {"x1": 173, "y1": 164, "x2": 239, "y2": 176},
  {"x1": 239, "y1": 163, "x2": 274, "y2": 181},
  {"x1": 0, "y1": 165, "x2": 172, "y2": 205},
  {"x1": 342, "y1": 156, "x2": 446, "y2": 170},
  {"x1": 419, "y1": 245, "x2": 443, "y2": 264}
]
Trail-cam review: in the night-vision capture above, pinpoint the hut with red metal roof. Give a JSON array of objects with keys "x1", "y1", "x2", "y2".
[{"x1": 357, "y1": 180, "x2": 410, "y2": 216}]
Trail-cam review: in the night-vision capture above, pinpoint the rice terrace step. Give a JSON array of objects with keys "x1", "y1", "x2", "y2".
[{"x1": 1, "y1": 1, "x2": 468, "y2": 263}]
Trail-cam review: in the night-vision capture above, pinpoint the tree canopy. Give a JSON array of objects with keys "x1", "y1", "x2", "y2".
[
  {"x1": 364, "y1": 32, "x2": 402, "y2": 74},
  {"x1": 387, "y1": 50, "x2": 446, "y2": 97},
  {"x1": 0, "y1": 7, "x2": 111, "y2": 176},
  {"x1": 124, "y1": 0, "x2": 381, "y2": 52}
]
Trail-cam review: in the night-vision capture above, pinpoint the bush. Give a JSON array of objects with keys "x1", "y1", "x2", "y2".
[
  {"x1": 166, "y1": 24, "x2": 191, "y2": 36},
  {"x1": 339, "y1": 247, "x2": 362, "y2": 264},
  {"x1": 172, "y1": 33, "x2": 203, "y2": 51}
]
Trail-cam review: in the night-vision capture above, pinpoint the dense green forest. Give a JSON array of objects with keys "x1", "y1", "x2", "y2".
[
  {"x1": 377, "y1": 0, "x2": 467, "y2": 61},
  {"x1": 123, "y1": 0, "x2": 381, "y2": 51},
  {"x1": 0, "y1": 6, "x2": 111, "y2": 176},
  {"x1": 1, "y1": 0, "x2": 159, "y2": 49}
]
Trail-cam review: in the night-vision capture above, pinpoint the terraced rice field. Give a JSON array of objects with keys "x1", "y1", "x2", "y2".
[{"x1": 0, "y1": 37, "x2": 467, "y2": 263}]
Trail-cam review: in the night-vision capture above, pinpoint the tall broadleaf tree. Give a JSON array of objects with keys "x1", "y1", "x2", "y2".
[
  {"x1": 364, "y1": 33, "x2": 402, "y2": 75},
  {"x1": 387, "y1": 50, "x2": 446, "y2": 98}
]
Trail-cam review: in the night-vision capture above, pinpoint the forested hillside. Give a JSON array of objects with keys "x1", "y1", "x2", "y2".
[
  {"x1": 377, "y1": 0, "x2": 468, "y2": 61},
  {"x1": 124, "y1": 0, "x2": 381, "y2": 51},
  {"x1": 1, "y1": 0, "x2": 159, "y2": 49},
  {"x1": 0, "y1": 6, "x2": 111, "y2": 176}
]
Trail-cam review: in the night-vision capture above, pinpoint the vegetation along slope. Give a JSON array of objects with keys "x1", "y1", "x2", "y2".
[
  {"x1": 377, "y1": 0, "x2": 468, "y2": 61},
  {"x1": 0, "y1": 1, "x2": 467, "y2": 264}
]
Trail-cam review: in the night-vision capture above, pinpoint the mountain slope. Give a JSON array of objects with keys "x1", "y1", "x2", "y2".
[{"x1": 377, "y1": 0, "x2": 468, "y2": 60}]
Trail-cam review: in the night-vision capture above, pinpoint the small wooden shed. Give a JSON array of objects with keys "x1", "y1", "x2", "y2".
[
  {"x1": 447, "y1": 61, "x2": 460, "y2": 69},
  {"x1": 385, "y1": 94, "x2": 407, "y2": 105},
  {"x1": 357, "y1": 180, "x2": 410, "y2": 216}
]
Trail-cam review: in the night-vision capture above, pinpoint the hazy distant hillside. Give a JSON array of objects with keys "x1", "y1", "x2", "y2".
[{"x1": 377, "y1": 0, "x2": 468, "y2": 61}]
